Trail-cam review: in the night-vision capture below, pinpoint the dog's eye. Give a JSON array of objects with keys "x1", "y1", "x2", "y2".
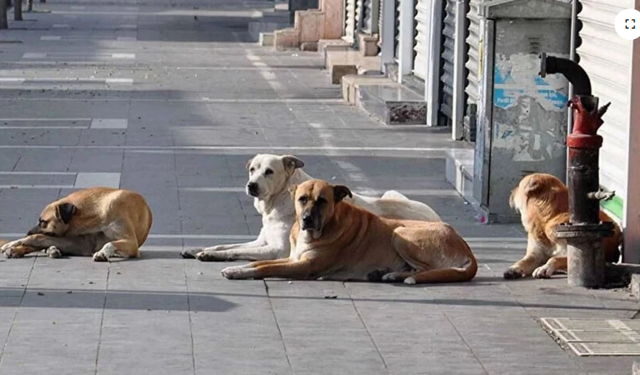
[
  {"x1": 298, "y1": 195, "x2": 308, "y2": 204},
  {"x1": 264, "y1": 169, "x2": 273, "y2": 176},
  {"x1": 249, "y1": 168, "x2": 255, "y2": 173},
  {"x1": 38, "y1": 219, "x2": 47, "y2": 227},
  {"x1": 316, "y1": 197, "x2": 327, "y2": 205}
]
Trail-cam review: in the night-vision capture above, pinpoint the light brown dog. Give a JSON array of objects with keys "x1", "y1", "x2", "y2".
[
  {"x1": 0, "y1": 188, "x2": 153, "y2": 262},
  {"x1": 221, "y1": 179, "x2": 477, "y2": 284},
  {"x1": 504, "y1": 173, "x2": 621, "y2": 279}
]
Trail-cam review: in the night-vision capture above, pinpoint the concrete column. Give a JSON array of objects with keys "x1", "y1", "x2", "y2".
[
  {"x1": 623, "y1": 16, "x2": 640, "y2": 264},
  {"x1": 398, "y1": 0, "x2": 415, "y2": 81}
]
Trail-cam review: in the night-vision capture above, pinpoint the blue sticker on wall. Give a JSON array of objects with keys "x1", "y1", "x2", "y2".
[{"x1": 493, "y1": 66, "x2": 568, "y2": 110}]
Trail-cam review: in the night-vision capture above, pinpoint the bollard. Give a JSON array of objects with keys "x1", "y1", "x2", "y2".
[{"x1": 539, "y1": 53, "x2": 615, "y2": 288}]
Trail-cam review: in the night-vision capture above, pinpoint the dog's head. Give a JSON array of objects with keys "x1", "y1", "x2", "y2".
[
  {"x1": 289, "y1": 179, "x2": 352, "y2": 238},
  {"x1": 245, "y1": 154, "x2": 305, "y2": 200},
  {"x1": 509, "y1": 173, "x2": 568, "y2": 228},
  {"x1": 27, "y1": 201, "x2": 77, "y2": 236}
]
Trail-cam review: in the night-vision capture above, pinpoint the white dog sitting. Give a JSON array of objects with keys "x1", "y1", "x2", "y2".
[{"x1": 180, "y1": 154, "x2": 441, "y2": 262}]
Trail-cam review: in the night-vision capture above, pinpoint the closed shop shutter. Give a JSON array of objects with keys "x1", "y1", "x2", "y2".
[
  {"x1": 465, "y1": 0, "x2": 483, "y2": 112},
  {"x1": 394, "y1": 0, "x2": 401, "y2": 59},
  {"x1": 413, "y1": 0, "x2": 429, "y2": 79},
  {"x1": 439, "y1": 0, "x2": 456, "y2": 123},
  {"x1": 344, "y1": 0, "x2": 356, "y2": 43},
  {"x1": 577, "y1": 0, "x2": 631, "y2": 201}
]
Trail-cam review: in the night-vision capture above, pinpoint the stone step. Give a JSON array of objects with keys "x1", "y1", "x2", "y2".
[
  {"x1": 340, "y1": 74, "x2": 393, "y2": 105},
  {"x1": 249, "y1": 21, "x2": 291, "y2": 42},
  {"x1": 318, "y1": 39, "x2": 352, "y2": 58},
  {"x1": 357, "y1": 84, "x2": 426, "y2": 125},
  {"x1": 445, "y1": 148, "x2": 474, "y2": 203},
  {"x1": 325, "y1": 49, "x2": 380, "y2": 84}
]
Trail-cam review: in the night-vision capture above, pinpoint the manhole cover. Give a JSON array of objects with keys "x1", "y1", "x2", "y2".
[{"x1": 541, "y1": 318, "x2": 640, "y2": 356}]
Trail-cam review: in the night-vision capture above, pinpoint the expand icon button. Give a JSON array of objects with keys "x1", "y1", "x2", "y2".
[{"x1": 615, "y1": 8, "x2": 640, "y2": 40}]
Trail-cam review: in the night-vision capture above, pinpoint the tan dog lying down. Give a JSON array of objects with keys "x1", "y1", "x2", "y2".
[
  {"x1": 1, "y1": 188, "x2": 153, "y2": 261},
  {"x1": 504, "y1": 173, "x2": 621, "y2": 279},
  {"x1": 183, "y1": 154, "x2": 442, "y2": 262},
  {"x1": 222, "y1": 179, "x2": 477, "y2": 284}
]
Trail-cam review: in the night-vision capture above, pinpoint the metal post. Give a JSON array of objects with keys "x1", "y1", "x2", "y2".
[
  {"x1": 624, "y1": 23, "x2": 640, "y2": 264},
  {"x1": 0, "y1": 0, "x2": 7, "y2": 29},
  {"x1": 540, "y1": 53, "x2": 615, "y2": 288}
]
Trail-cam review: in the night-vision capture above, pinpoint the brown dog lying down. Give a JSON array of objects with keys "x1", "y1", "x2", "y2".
[
  {"x1": 1, "y1": 188, "x2": 152, "y2": 261},
  {"x1": 504, "y1": 173, "x2": 621, "y2": 279},
  {"x1": 222, "y1": 179, "x2": 477, "y2": 284}
]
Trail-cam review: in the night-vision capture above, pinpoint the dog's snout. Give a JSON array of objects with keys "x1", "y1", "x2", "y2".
[
  {"x1": 247, "y1": 182, "x2": 259, "y2": 197},
  {"x1": 301, "y1": 212, "x2": 315, "y2": 230},
  {"x1": 27, "y1": 226, "x2": 39, "y2": 236}
]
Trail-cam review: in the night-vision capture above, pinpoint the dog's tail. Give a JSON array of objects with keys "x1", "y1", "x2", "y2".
[{"x1": 381, "y1": 190, "x2": 409, "y2": 200}]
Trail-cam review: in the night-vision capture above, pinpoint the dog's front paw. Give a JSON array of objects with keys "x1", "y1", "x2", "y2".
[
  {"x1": 221, "y1": 266, "x2": 251, "y2": 279},
  {"x1": 503, "y1": 267, "x2": 525, "y2": 280},
  {"x1": 196, "y1": 250, "x2": 234, "y2": 262},
  {"x1": 46, "y1": 246, "x2": 62, "y2": 258},
  {"x1": 367, "y1": 268, "x2": 392, "y2": 282},
  {"x1": 180, "y1": 248, "x2": 201, "y2": 259},
  {"x1": 92, "y1": 250, "x2": 110, "y2": 262},
  {"x1": 1, "y1": 240, "x2": 22, "y2": 253},
  {"x1": 3, "y1": 244, "x2": 26, "y2": 259},
  {"x1": 533, "y1": 264, "x2": 554, "y2": 279}
]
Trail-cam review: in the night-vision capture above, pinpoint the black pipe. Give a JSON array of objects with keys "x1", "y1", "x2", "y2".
[{"x1": 539, "y1": 52, "x2": 592, "y2": 97}]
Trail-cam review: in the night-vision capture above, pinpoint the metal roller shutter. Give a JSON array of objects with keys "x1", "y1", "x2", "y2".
[
  {"x1": 394, "y1": 0, "x2": 401, "y2": 59},
  {"x1": 362, "y1": 0, "x2": 377, "y2": 34},
  {"x1": 413, "y1": 0, "x2": 429, "y2": 79},
  {"x1": 439, "y1": 0, "x2": 456, "y2": 123},
  {"x1": 344, "y1": 0, "x2": 356, "y2": 43},
  {"x1": 577, "y1": 0, "x2": 632, "y2": 203},
  {"x1": 355, "y1": 0, "x2": 364, "y2": 33},
  {"x1": 465, "y1": 0, "x2": 483, "y2": 112}
]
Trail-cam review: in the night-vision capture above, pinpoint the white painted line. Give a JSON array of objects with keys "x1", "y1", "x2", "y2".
[
  {"x1": 0, "y1": 233, "x2": 256, "y2": 240},
  {"x1": 111, "y1": 53, "x2": 136, "y2": 59},
  {"x1": 180, "y1": 187, "x2": 460, "y2": 196},
  {"x1": 70, "y1": 6, "x2": 86, "y2": 9},
  {"x1": 0, "y1": 171, "x2": 76, "y2": 175},
  {"x1": 0, "y1": 185, "x2": 74, "y2": 189},
  {"x1": 22, "y1": 53, "x2": 47, "y2": 59},
  {"x1": 0, "y1": 145, "x2": 446, "y2": 152},
  {"x1": 0, "y1": 118, "x2": 90, "y2": 121},
  {"x1": 116, "y1": 37, "x2": 137, "y2": 42},
  {"x1": 0, "y1": 78, "x2": 25, "y2": 84},
  {"x1": 40, "y1": 36, "x2": 62, "y2": 41},
  {"x1": 90, "y1": 119, "x2": 128, "y2": 129},
  {"x1": 0, "y1": 98, "x2": 345, "y2": 104},
  {"x1": 0, "y1": 126, "x2": 88, "y2": 129},
  {"x1": 74, "y1": 173, "x2": 121, "y2": 189},
  {"x1": 51, "y1": 24, "x2": 70, "y2": 29},
  {"x1": 106, "y1": 78, "x2": 134, "y2": 85}
]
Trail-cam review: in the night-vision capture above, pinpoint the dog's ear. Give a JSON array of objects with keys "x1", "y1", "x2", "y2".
[
  {"x1": 55, "y1": 203, "x2": 77, "y2": 224},
  {"x1": 508, "y1": 188, "x2": 518, "y2": 209},
  {"x1": 333, "y1": 185, "x2": 352, "y2": 203},
  {"x1": 288, "y1": 184, "x2": 298, "y2": 199},
  {"x1": 523, "y1": 177, "x2": 543, "y2": 197},
  {"x1": 245, "y1": 157, "x2": 254, "y2": 170},
  {"x1": 282, "y1": 155, "x2": 304, "y2": 173}
]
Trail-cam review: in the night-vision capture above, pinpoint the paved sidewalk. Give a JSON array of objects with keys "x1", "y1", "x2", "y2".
[{"x1": 0, "y1": 2, "x2": 638, "y2": 374}]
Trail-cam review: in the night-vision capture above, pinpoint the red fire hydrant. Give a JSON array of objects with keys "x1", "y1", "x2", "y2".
[{"x1": 539, "y1": 53, "x2": 615, "y2": 288}]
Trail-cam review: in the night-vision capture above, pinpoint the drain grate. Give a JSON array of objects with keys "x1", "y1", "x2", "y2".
[{"x1": 541, "y1": 318, "x2": 640, "y2": 356}]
